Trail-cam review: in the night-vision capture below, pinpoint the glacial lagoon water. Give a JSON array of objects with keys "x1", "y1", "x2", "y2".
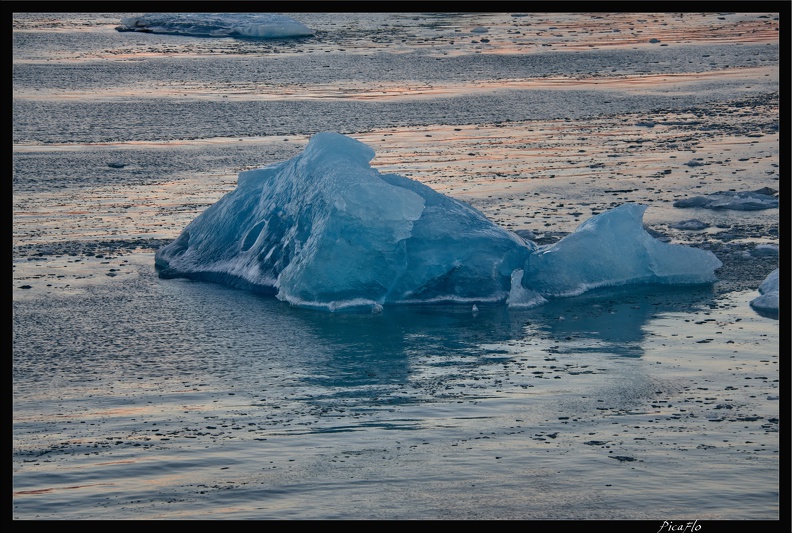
[{"x1": 12, "y1": 11, "x2": 780, "y2": 520}]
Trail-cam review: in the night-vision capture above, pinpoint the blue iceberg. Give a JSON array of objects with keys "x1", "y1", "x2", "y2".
[
  {"x1": 156, "y1": 133, "x2": 531, "y2": 311},
  {"x1": 156, "y1": 133, "x2": 722, "y2": 311},
  {"x1": 117, "y1": 13, "x2": 314, "y2": 39}
]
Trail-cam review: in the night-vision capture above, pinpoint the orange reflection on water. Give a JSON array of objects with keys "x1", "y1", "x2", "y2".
[{"x1": 15, "y1": 483, "x2": 114, "y2": 496}]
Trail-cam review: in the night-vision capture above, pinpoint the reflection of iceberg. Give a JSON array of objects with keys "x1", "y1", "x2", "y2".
[
  {"x1": 750, "y1": 268, "x2": 779, "y2": 318},
  {"x1": 116, "y1": 13, "x2": 314, "y2": 39},
  {"x1": 156, "y1": 132, "x2": 722, "y2": 311},
  {"x1": 522, "y1": 284, "x2": 718, "y2": 358}
]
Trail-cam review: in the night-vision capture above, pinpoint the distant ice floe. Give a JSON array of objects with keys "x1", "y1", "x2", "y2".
[
  {"x1": 750, "y1": 268, "x2": 779, "y2": 317},
  {"x1": 673, "y1": 188, "x2": 778, "y2": 211},
  {"x1": 155, "y1": 132, "x2": 723, "y2": 312},
  {"x1": 116, "y1": 13, "x2": 314, "y2": 39},
  {"x1": 750, "y1": 244, "x2": 779, "y2": 258},
  {"x1": 672, "y1": 219, "x2": 709, "y2": 231}
]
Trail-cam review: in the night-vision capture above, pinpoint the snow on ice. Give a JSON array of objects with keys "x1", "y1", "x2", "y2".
[
  {"x1": 116, "y1": 13, "x2": 314, "y2": 39},
  {"x1": 156, "y1": 133, "x2": 723, "y2": 311}
]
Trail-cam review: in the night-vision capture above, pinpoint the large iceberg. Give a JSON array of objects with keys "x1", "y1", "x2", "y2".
[
  {"x1": 156, "y1": 132, "x2": 722, "y2": 311},
  {"x1": 116, "y1": 13, "x2": 314, "y2": 39},
  {"x1": 156, "y1": 133, "x2": 532, "y2": 311}
]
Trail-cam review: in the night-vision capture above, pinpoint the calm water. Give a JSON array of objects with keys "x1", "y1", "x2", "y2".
[{"x1": 13, "y1": 12, "x2": 780, "y2": 520}]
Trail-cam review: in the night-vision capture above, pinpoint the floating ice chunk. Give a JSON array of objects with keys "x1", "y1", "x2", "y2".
[
  {"x1": 156, "y1": 132, "x2": 532, "y2": 310},
  {"x1": 520, "y1": 204, "x2": 722, "y2": 297},
  {"x1": 750, "y1": 268, "x2": 779, "y2": 316},
  {"x1": 471, "y1": 26, "x2": 489, "y2": 33},
  {"x1": 750, "y1": 244, "x2": 779, "y2": 258},
  {"x1": 673, "y1": 188, "x2": 778, "y2": 211},
  {"x1": 156, "y1": 134, "x2": 722, "y2": 312},
  {"x1": 672, "y1": 219, "x2": 709, "y2": 231},
  {"x1": 513, "y1": 229, "x2": 536, "y2": 242},
  {"x1": 117, "y1": 13, "x2": 314, "y2": 39}
]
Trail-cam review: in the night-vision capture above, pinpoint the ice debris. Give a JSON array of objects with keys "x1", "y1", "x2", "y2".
[
  {"x1": 156, "y1": 132, "x2": 723, "y2": 311},
  {"x1": 116, "y1": 13, "x2": 314, "y2": 39},
  {"x1": 673, "y1": 188, "x2": 778, "y2": 211},
  {"x1": 750, "y1": 268, "x2": 779, "y2": 316}
]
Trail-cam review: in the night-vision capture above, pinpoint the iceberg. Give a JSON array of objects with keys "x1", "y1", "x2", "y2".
[
  {"x1": 750, "y1": 268, "x2": 779, "y2": 316},
  {"x1": 156, "y1": 132, "x2": 532, "y2": 311},
  {"x1": 519, "y1": 203, "x2": 722, "y2": 297},
  {"x1": 156, "y1": 132, "x2": 722, "y2": 311},
  {"x1": 116, "y1": 13, "x2": 314, "y2": 39}
]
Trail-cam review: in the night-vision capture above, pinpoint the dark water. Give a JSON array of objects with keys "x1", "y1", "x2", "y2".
[{"x1": 13, "y1": 260, "x2": 779, "y2": 519}]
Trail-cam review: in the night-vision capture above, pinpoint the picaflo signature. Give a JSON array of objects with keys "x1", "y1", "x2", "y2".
[{"x1": 658, "y1": 520, "x2": 701, "y2": 533}]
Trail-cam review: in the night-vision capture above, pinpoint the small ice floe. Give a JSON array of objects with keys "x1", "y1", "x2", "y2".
[
  {"x1": 644, "y1": 226, "x2": 671, "y2": 242},
  {"x1": 107, "y1": 162, "x2": 126, "y2": 169},
  {"x1": 749, "y1": 268, "x2": 779, "y2": 318},
  {"x1": 471, "y1": 26, "x2": 489, "y2": 33},
  {"x1": 750, "y1": 244, "x2": 779, "y2": 258},
  {"x1": 513, "y1": 229, "x2": 536, "y2": 243},
  {"x1": 673, "y1": 188, "x2": 778, "y2": 211},
  {"x1": 672, "y1": 219, "x2": 709, "y2": 231},
  {"x1": 116, "y1": 13, "x2": 314, "y2": 39}
]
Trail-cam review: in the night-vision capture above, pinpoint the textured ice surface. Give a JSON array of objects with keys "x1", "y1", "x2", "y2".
[
  {"x1": 673, "y1": 188, "x2": 778, "y2": 210},
  {"x1": 117, "y1": 13, "x2": 314, "y2": 39},
  {"x1": 156, "y1": 133, "x2": 722, "y2": 311},
  {"x1": 750, "y1": 268, "x2": 779, "y2": 314},
  {"x1": 520, "y1": 204, "x2": 722, "y2": 297}
]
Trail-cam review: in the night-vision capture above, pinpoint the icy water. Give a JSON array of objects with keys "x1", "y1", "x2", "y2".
[{"x1": 12, "y1": 12, "x2": 781, "y2": 520}]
